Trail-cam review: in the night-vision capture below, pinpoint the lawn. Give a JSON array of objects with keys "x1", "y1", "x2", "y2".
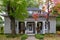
[
  {"x1": 44, "y1": 35, "x2": 60, "y2": 40},
  {"x1": 44, "y1": 34, "x2": 60, "y2": 40},
  {"x1": 0, "y1": 34, "x2": 21, "y2": 40},
  {"x1": 0, "y1": 34, "x2": 60, "y2": 40}
]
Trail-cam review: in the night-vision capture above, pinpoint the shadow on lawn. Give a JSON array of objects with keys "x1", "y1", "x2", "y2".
[
  {"x1": 0, "y1": 33, "x2": 21, "y2": 38},
  {"x1": 5, "y1": 34, "x2": 21, "y2": 38}
]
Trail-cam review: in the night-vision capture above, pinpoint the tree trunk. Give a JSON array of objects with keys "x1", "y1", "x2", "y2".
[
  {"x1": 10, "y1": 17, "x2": 16, "y2": 35},
  {"x1": 6, "y1": 1, "x2": 16, "y2": 35}
]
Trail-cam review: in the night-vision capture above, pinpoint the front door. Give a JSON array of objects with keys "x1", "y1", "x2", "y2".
[{"x1": 26, "y1": 22, "x2": 35, "y2": 34}]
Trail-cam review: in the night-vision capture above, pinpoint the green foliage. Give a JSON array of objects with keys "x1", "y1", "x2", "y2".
[
  {"x1": 0, "y1": 0, "x2": 28, "y2": 20},
  {"x1": 0, "y1": 27, "x2": 4, "y2": 33},
  {"x1": 56, "y1": 25, "x2": 60, "y2": 31},
  {"x1": 21, "y1": 34, "x2": 28, "y2": 40},
  {"x1": 0, "y1": 17, "x2": 3, "y2": 24},
  {"x1": 26, "y1": 0, "x2": 39, "y2": 7},
  {"x1": 52, "y1": 10, "x2": 57, "y2": 15},
  {"x1": 52, "y1": 3, "x2": 60, "y2": 15},
  {"x1": 5, "y1": 34, "x2": 20, "y2": 38},
  {"x1": 56, "y1": 17, "x2": 60, "y2": 31},
  {"x1": 56, "y1": 17, "x2": 60, "y2": 25},
  {"x1": 35, "y1": 34, "x2": 44, "y2": 39}
]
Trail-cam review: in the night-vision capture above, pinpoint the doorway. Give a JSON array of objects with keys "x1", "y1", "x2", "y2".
[
  {"x1": 19, "y1": 22, "x2": 25, "y2": 34},
  {"x1": 26, "y1": 22, "x2": 35, "y2": 34},
  {"x1": 37, "y1": 22, "x2": 42, "y2": 34}
]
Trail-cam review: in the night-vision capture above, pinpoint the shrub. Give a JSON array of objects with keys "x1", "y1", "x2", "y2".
[
  {"x1": 56, "y1": 25, "x2": 60, "y2": 31},
  {"x1": 0, "y1": 27, "x2": 4, "y2": 34},
  {"x1": 35, "y1": 34, "x2": 44, "y2": 40},
  {"x1": 21, "y1": 34, "x2": 28, "y2": 40}
]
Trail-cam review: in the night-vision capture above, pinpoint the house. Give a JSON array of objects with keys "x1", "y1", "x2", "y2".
[{"x1": 2, "y1": 7, "x2": 56, "y2": 35}]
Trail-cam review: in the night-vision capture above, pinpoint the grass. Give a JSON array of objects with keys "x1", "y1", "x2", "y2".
[
  {"x1": 0, "y1": 33, "x2": 60, "y2": 40},
  {"x1": 44, "y1": 33, "x2": 60, "y2": 40},
  {"x1": 0, "y1": 34, "x2": 21, "y2": 40},
  {"x1": 0, "y1": 34, "x2": 28, "y2": 40}
]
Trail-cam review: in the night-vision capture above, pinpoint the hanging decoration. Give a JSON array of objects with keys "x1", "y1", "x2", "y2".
[{"x1": 32, "y1": 12, "x2": 39, "y2": 20}]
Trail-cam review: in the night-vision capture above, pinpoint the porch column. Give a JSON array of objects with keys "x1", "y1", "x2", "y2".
[
  {"x1": 16, "y1": 21, "x2": 19, "y2": 34},
  {"x1": 25, "y1": 21, "x2": 27, "y2": 34},
  {"x1": 42, "y1": 21, "x2": 45, "y2": 34},
  {"x1": 35, "y1": 21, "x2": 37, "y2": 34}
]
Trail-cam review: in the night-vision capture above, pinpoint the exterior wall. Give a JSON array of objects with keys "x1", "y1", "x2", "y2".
[
  {"x1": 17, "y1": 17, "x2": 56, "y2": 34},
  {"x1": 4, "y1": 16, "x2": 56, "y2": 34},
  {"x1": 25, "y1": 17, "x2": 46, "y2": 22},
  {"x1": 25, "y1": 17, "x2": 46, "y2": 34},
  {"x1": 15, "y1": 20, "x2": 19, "y2": 34},
  {"x1": 4, "y1": 17, "x2": 11, "y2": 33},
  {"x1": 49, "y1": 17, "x2": 56, "y2": 33},
  {"x1": 4, "y1": 17, "x2": 19, "y2": 34}
]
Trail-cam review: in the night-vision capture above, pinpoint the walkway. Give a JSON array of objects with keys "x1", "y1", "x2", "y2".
[{"x1": 26, "y1": 35, "x2": 39, "y2": 40}]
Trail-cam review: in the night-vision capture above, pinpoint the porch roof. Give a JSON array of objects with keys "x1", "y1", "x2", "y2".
[{"x1": 27, "y1": 7, "x2": 41, "y2": 11}]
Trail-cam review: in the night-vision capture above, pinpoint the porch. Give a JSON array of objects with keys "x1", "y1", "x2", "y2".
[{"x1": 17, "y1": 21, "x2": 46, "y2": 34}]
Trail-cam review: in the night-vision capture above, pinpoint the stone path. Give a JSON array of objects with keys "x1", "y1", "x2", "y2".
[{"x1": 26, "y1": 35, "x2": 39, "y2": 40}]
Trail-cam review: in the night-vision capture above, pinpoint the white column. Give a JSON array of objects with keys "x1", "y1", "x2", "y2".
[
  {"x1": 42, "y1": 21, "x2": 45, "y2": 34},
  {"x1": 35, "y1": 21, "x2": 37, "y2": 34},
  {"x1": 25, "y1": 21, "x2": 27, "y2": 34},
  {"x1": 16, "y1": 21, "x2": 19, "y2": 34}
]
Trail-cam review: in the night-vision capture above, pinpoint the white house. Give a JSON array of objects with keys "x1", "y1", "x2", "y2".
[
  {"x1": 2, "y1": 7, "x2": 56, "y2": 35},
  {"x1": 1, "y1": 0, "x2": 56, "y2": 35}
]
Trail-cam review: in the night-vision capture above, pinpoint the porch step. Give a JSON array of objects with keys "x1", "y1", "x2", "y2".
[{"x1": 27, "y1": 34, "x2": 35, "y2": 36}]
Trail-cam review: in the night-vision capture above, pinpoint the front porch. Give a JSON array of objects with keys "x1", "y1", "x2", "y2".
[{"x1": 17, "y1": 21, "x2": 46, "y2": 34}]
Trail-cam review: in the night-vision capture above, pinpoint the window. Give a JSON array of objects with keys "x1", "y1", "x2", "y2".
[{"x1": 45, "y1": 22, "x2": 50, "y2": 30}]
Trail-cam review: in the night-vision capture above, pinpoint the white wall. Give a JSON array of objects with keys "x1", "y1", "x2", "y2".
[
  {"x1": 4, "y1": 17, "x2": 11, "y2": 33},
  {"x1": 49, "y1": 17, "x2": 56, "y2": 33},
  {"x1": 25, "y1": 17, "x2": 56, "y2": 34},
  {"x1": 4, "y1": 16, "x2": 56, "y2": 34}
]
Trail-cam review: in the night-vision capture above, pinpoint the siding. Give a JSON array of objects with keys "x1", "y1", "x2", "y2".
[
  {"x1": 49, "y1": 17, "x2": 56, "y2": 33},
  {"x1": 4, "y1": 17, "x2": 11, "y2": 33}
]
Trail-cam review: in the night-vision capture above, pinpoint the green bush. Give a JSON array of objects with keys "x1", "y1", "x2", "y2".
[
  {"x1": 35, "y1": 34, "x2": 44, "y2": 40},
  {"x1": 56, "y1": 25, "x2": 60, "y2": 31},
  {"x1": 21, "y1": 34, "x2": 28, "y2": 40},
  {"x1": 0, "y1": 27, "x2": 4, "y2": 34}
]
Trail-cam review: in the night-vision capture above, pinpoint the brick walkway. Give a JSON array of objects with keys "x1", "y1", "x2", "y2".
[{"x1": 26, "y1": 36, "x2": 39, "y2": 40}]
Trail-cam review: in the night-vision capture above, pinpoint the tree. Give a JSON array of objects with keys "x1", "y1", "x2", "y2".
[
  {"x1": 0, "y1": 0, "x2": 28, "y2": 34},
  {"x1": 52, "y1": 2, "x2": 60, "y2": 31},
  {"x1": 27, "y1": 0, "x2": 39, "y2": 7},
  {"x1": 52, "y1": 2, "x2": 60, "y2": 15}
]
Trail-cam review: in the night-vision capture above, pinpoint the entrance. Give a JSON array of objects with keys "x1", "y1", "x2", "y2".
[
  {"x1": 26, "y1": 22, "x2": 35, "y2": 34},
  {"x1": 19, "y1": 22, "x2": 25, "y2": 34},
  {"x1": 37, "y1": 22, "x2": 42, "y2": 34}
]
